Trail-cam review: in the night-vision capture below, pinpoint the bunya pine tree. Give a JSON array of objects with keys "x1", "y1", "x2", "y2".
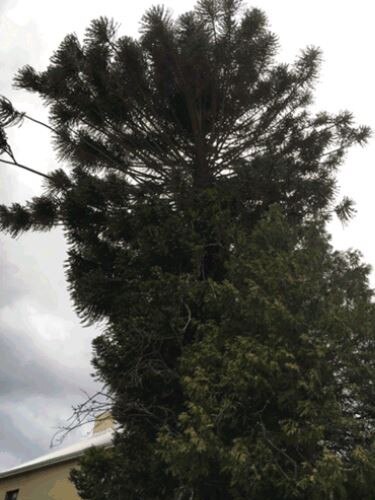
[{"x1": 1, "y1": 1, "x2": 375, "y2": 498}]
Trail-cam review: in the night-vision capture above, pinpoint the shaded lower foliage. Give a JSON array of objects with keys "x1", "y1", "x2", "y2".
[{"x1": 72, "y1": 209, "x2": 375, "y2": 499}]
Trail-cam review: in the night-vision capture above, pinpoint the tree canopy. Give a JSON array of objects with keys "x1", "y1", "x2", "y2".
[{"x1": 1, "y1": 1, "x2": 375, "y2": 498}]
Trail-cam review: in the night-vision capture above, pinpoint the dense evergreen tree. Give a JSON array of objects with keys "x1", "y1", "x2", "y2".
[{"x1": 1, "y1": 1, "x2": 375, "y2": 498}]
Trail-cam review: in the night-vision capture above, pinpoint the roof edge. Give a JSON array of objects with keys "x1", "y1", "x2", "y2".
[
  {"x1": 0, "y1": 448, "x2": 87, "y2": 479},
  {"x1": 0, "y1": 430, "x2": 113, "y2": 480}
]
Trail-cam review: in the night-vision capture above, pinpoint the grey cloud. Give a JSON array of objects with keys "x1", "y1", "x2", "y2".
[
  {"x1": 0, "y1": 317, "x2": 98, "y2": 467},
  {"x1": 0, "y1": 410, "x2": 44, "y2": 463},
  {"x1": 0, "y1": 233, "x2": 99, "y2": 468},
  {"x1": 0, "y1": 256, "x2": 27, "y2": 309},
  {"x1": 0, "y1": 323, "x2": 78, "y2": 398}
]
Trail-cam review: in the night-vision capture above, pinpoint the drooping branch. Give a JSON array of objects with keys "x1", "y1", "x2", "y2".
[{"x1": 50, "y1": 387, "x2": 113, "y2": 447}]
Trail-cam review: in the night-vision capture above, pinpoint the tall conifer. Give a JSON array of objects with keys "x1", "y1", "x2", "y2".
[{"x1": 1, "y1": 2, "x2": 375, "y2": 498}]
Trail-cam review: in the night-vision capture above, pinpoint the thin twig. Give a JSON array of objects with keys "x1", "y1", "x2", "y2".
[{"x1": 0, "y1": 157, "x2": 51, "y2": 179}]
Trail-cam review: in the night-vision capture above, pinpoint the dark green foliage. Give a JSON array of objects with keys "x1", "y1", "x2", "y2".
[
  {"x1": 1, "y1": 1, "x2": 375, "y2": 498},
  {"x1": 157, "y1": 209, "x2": 375, "y2": 499},
  {"x1": 0, "y1": 0, "x2": 369, "y2": 230}
]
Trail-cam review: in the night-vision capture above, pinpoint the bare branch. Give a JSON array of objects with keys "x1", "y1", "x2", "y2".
[{"x1": 0, "y1": 157, "x2": 51, "y2": 179}]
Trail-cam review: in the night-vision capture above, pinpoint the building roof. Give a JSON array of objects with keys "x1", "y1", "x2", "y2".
[{"x1": 0, "y1": 428, "x2": 113, "y2": 480}]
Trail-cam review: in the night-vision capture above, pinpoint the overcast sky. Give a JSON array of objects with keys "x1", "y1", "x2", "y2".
[{"x1": 1, "y1": 0, "x2": 375, "y2": 470}]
